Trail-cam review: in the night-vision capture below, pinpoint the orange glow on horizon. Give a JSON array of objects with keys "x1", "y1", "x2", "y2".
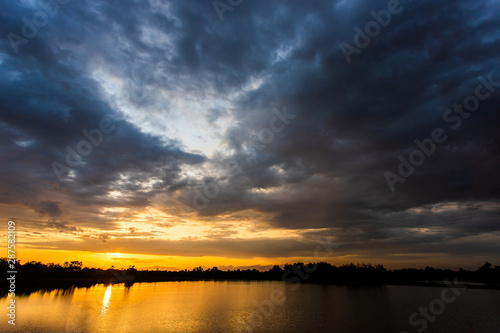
[{"x1": 12, "y1": 247, "x2": 355, "y2": 271}]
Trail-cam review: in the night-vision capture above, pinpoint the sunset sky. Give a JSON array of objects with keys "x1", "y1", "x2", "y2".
[{"x1": 1, "y1": 0, "x2": 499, "y2": 271}]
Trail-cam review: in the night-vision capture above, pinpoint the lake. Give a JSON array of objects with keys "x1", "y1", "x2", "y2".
[{"x1": 2, "y1": 281, "x2": 499, "y2": 332}]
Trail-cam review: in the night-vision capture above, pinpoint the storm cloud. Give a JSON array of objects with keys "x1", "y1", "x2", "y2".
[{"x1": 1, "y1": 0, "x2": 499, "y2": 268}]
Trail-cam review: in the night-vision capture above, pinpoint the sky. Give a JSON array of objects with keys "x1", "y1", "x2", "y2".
[{"x1": 0, "y1": 0, "x2": 499, "y2": 271}]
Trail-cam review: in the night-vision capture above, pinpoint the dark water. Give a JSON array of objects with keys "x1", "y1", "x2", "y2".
[{"x1": 1, "y1": 281, "x2": 499, "y2": 332}]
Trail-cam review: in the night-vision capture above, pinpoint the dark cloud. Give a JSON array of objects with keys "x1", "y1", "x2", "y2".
[
  {"x1": 32, "y1": 200, "x2": 62, "y2": 218},
  {"x1": 1, "y1": 0, "x2": 499, "y2": 266}
]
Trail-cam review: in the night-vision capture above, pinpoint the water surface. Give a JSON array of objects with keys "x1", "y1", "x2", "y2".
[{"x1": 2, "y1": 281, "x2": 499, "y2": 332}]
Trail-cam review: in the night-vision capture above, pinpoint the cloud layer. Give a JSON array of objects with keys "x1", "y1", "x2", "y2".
[{"x1": 1, "y1": 0, "x2": 499, "y2": 268}]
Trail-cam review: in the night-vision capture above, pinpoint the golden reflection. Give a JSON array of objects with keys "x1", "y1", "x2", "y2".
[
  {"x1": 101, "y1": 285, "x2": 112, "y2": 315},
  {"x1": 0, "y1": 281, "x2": 293, "y2": 332}
]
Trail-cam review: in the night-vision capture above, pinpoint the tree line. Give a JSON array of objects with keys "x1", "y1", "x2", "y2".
[{"x1": 1, "y1": 258, "x2": 498, "y2": 296}]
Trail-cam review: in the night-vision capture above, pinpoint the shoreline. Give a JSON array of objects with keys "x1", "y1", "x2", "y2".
[{"x1": 3, "y1": 277, "x2": 499, "y2": 297}]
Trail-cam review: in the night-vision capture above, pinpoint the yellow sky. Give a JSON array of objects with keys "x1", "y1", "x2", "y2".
[
  {"x1": 11, "y1": 247, "x2": 332, "y2": 271},
  {"x1": 2, "y1": 202, "x2": 498, "y2": 271}
]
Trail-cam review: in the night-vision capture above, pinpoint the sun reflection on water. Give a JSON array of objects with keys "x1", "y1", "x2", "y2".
[{"x1": 101, "y1": 285, "x2": 112, "y2": 315}]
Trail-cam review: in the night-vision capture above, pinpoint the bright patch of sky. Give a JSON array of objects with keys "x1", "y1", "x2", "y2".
[{"x1": 92, "y1": 66, "x2": 236, "y2": 158}]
